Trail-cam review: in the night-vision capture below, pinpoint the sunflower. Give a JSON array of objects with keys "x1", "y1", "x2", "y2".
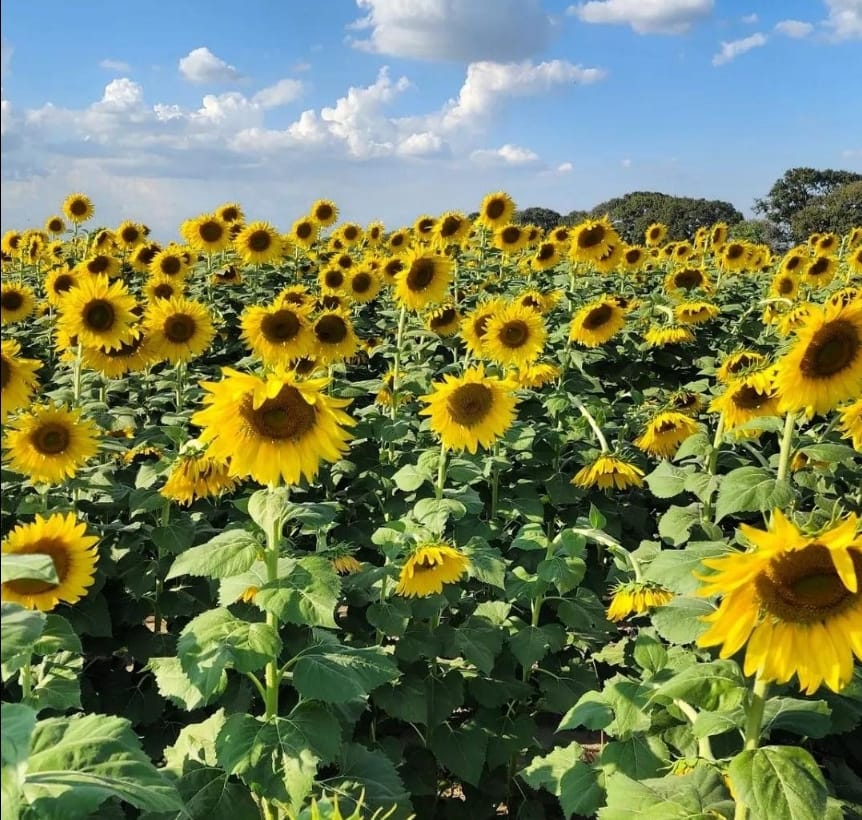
[
  {"x1": 365, "y1": 220, "x2": 385, "y2": 246},
  {"x1": 779, "y1": 248, "x2": 807, "y2": 276},
  {"x1": 45, "y1": 267, "x2": 80, "y2": 307},
  {"x1": 644, "y1": 223, "x2": 668, "y2": 247},
  {"x1": 570, "y1": 218, "x2": 621, "y2": 264},
  {"x1": 331, "y1": 554, "x2": 363, "y2": 576},
  {"x1": 1, "y1": 231, "x2": 23, "y2": 256},
  {"x1": 160, "y1": 448, "x2": 237, "y2": 506},
  {"x1": 848, "y1": 245, "x2": 862, "y2": 275},
  {"x1": 697, "y1": 511, "x2": 862, "y2": 694},
  {"x1": 716, "y1": 350, "x2": 766, "y2": 382},
  {"x1": 478, "y1": 192, "x2": 515, "y2": 229},
  {"x1": 607, "y1": 581, "x2": 673, "y2": 621},
  {"x1": 775, "y1": 302, "x2": 817, "y2": 336},
  {"x1": 379, "y1": 256, "x2": 404, "y2": 286},
  {"x1": 665, "y1": 267, "x2": 712, "y2": 294},
  {"x1": 80, "y1": 331, "x2": 153, "y2": 378},
  {"x1": 621, "y1": 246, "x2": 648, "y2": 272},
  {"x1": 91, "y1": 229, "x2": 116, "y2": 253},
  {"x1": 394, "y1": 249, "x2": 453, "y2": 310},
  {"x1": 42, "y1": 240, "x2": 67, "y2": 267},
  {"x1": 668, "y1": 390, "x2": 703, "y2": 416},
  {"x1": 829, "y1": 287, "x2": 860, "y2": 310},
  {"x1": 674, "y1": 301, "x2": 719, "y2": 325},
  {"x1": 848, "y1": 226, "x2": 862, "y2": 248},
  {"x1": 185, "y1": 214, "x2": 231, "y2": 253},
  {"x1": 241, "y1": 302, "x2": 312, "y2": 366},
  {"x1": 4, "y1": 404, "x2": 101, "y2": 485},
  {"x1": 720, "y1": 242, "x2": 749, "y2": 272},
  {"x1": 144, "y1": 276, "x2": 184, "y2": 303},
  {"x1": 774, "y1": 300, "x2": 862, "y2": 416},
  {"x1": 435, "y1": 212, "x2": 471, "y2": 246},
  {"x1": 493, "y1": 224, "x2": 528, "y2": 254},
  {"x1": 277, "y1": 284, "x2": 312, "y2": 309},
  {"x1": 1, "y1": 513, "x2": 99, "y2": 612},
  {"x1": 517, "y1": 289, "x2": 560, "y2": 314},
  {"x1": 303, "y1": 201, "x2": 337, "y2": 230},
  {"x1": 419, "y1": 365, "x2": 517, "y2": 453},
  {"x1": 290, "y1": 217, "x2": 319, "y2": 249},
  {"x1": 460, "y1": 299, "x2": 506, "y2": 357},
  {"x1": 58, "y1": 275, "x2": 138, "y2": 352},
  {"x1": 77, "y1": 254, "x2": 121, "y2": 279},
  {"x1": 571, "y1": 455, "x2": 644, "y2": 490},
  {"x1": 395, "y1": 544, "x2": 469, "y2": 598},
  {"x1": 62, "y1": 193, "x2": 94, "y2": 224},
  {"x1": 838, "y1": 399, "x2": 862, "y2": 450},
  {"x1": 114, "y1": 220, "x2": 145, "y2": 250},
  {"x1": 814, "y1": 233, "x2": 840, "y2": 256},
  {"x1": 644, "y1": 325, "x2": 695, "y2": 348},
  {"x1": 191, "y1": 368, "x2": 355, "y2": 486},
  {"x1": 549, "y1": 226, "x2": 571, "y2": 244},
  {"x1": 1, "y1": 341, "x2": 41, "y2": 421},
  {"x1": 568, "y1": 299, "x2": 626, "y2": 347},
  {"x1": 770, "y1": 272, "x2": 799, "y2": 300},
  {"x1": 144, "y1": 296, "x2": 216, "y2": 365},
  {"x1": 708, "y1": 373, "x2": 780, "y2": 435},
  {"x1": 710, "y1": 222, "x2": 728, "y2": 250},
  {"x1": 482, "y1": 302, "x2": 547, "y2": 367},
  {"x1": 412, "y1": 215, "x2": 436, "y2": 240},
  {"x1": 427, "y1": 304, "x2": 461, "y2": 336},
  {"x1": 530, "y1": 241, "x2": 562, "y2": 271},
  {"x1": 216, "y1": 202, "x2": 244, "y2": 224},
  {"x1": 347, "y1": 268, "x2": 381, "y2": 303},
  {"x1": 311, "y1": 310, "x2": 359, "y2": 364},
  {"x1": 1, "y1": 283, "x2": 36, "y2": 324},
  {"x1": 635, "y1": 411, "x2": 700, "y2": 458},
  {"x1": 149, "y1": 247, "x2": 190, "y2": 281},
  {"x1": 234, "y1": 221, "x2": 282, "y2": 266},
  {"x1": 804, "y1": 255, "x2": 838, "y2": 288},
  {"x1": 515, "y1": 362, "x2": 560, "y2": 389},
  {"x1": 44, "y1": 215, "x2": 66, "y2": 235},
  {"x1": 673, "y1": 242, "x2": 695, "y2": 264},
  {"x1": 212, "y1": 265, "x2": 243, "y2": 286},
  {"x1": 387, "y1": 229, "x2": 410, "y2": 255}
]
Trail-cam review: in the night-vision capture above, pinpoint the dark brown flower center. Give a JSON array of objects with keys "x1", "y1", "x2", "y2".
[
  {"x1": 336, "y1": 254, "x2": 353, "y2": 270},
  {"x1": 87, "y1": 256, "x2": 111, "y2": 274},
  {"x1": 391, "y1": 233, "x2": 406, "y2": 248},
  {"x1": 416, "y1": 219, "x2": 434, "y2": 235},
  {"x1": 500, "y1": 226, "x2": 521, "y2": 245},
  {"x1": 315, "y1": 315, "x2": 347, "y2": 344},
  {"x1": 319, "y1": 295, "x2": 343, "y2": 311},
  {"x1": 2, "y1": 291, "x2": 24, "y2": 311},
  {"x1": 293, "y1": 356, "x2": 317, "y2": 375},
  {"x1": 296, "y1": 221, "x2": 314, "y2": 240},
  {"x1": 406, "y1": 258, "x2": 436, "y2": 291},
  {"x1": 4, "y1": 538, "x2": 70, "y2": 595},
  {"x1": 343, "y1": 225, "x2": 359, "y2": 241},
  {"x1": 808, "y1": 257, "x2": 830, "y2": 276},
  {"x1": 32, "y1": 422, "x2": 71, "y2": 455},
  {"x1": 430, "y1": 307, "x2": 456, "y2": 328},
  {"x1": 799, "y1": 321, "x2": 860, "y2": 379},
  {"x1": 324, "y1": 270, "x2": 345, "y2": 289},
  {"x1": 485, "y1": 199, "x2": 506, "y2": 220},
  {"x1": 778, "y1": 277, "x2": 794, "y2": 294},
  {"x1": 583, "y1": 304, "x2": 613, "y2": 330},
  {"x1": 440, "y1": 216, "x2": 462, "y2": 238},
  {"x1": 649, "y1": 227, "x2": 662, "y2": 240},
  {"x1": 625, "y1": 249, "x2": 641, "y2": 264},
  {"x1": 157, "y1": 256, "x2": 181, "y2": 277},
  {"x1": 351, "y1": 272, "x2": 372, "y2": 294},
  {"x1": 48, "y1": 218, "x2": 64, "y2": 232},
  {"x1": 315, "y1": 203, "x2": 334, "y2": 222},
  {"x1": 447, "y1": 383, "x2": 493, "y2": 427},
  {"x1": 674, "y1": 269, "x2": 703, "y2": 289},
  {"x1": 499, "y1": 320, "x2": 529, "y2": 349},
  {"x1": 384, "y1": 259, "x2": 404, "y2": 279},
  {"x1": 656, "y1": 419, "x2": 680, "y2": 434},
  {"x1": 578, "y1": 225, "x2": 606, "y2": 249},
  {"x1": 120, "y1": 225, "x2": 140, "y2": 244},
  {"x1": 733, "y1": 384, "x2": 772, "y2": 410},
  {"x1": 240, "y1": 385, "x2": 316, "y2": 441},
  {"x1": 755, "y1": 544, "x2": 860, "y2": 623},
  {"x1": 413, "y1": 553, "x2": 443, "y2": 573},
  {"x1": 247, "y1": 230, "x2": 272, "y2": 253},
  {"x1": 261, "y1": 309, "x2": 301, "y2": 343},
  {"x1": 537, "y1": 243, "x2": 556, "y2": 261},
  {"x1": 199, "y1": 221, "x2": 224, "y2": 243},
  {"x1": 104, "y1": 334, "x2": 144, "y2": 358},
  {"x1": 0, "y1": 356, "x2": 10, "y2": 388},
  {"x1": 726, "y1": 243, "x2": 744, "y2": 260},
  {"x1": 83, "y1": 300, "x2": 116, "y2": 332},
  {"x1": 152, "y1": 283, "x2": 174, "y2": 300},
  {"x1": 69, "y1": 199, "x2": 88, "y2": 216},
  {"x1": 164, "y1": 314, "x2": 196, "y2": 343},
  {"x1": 221, "y1": 206, "x2": 240, "y2": 222}
]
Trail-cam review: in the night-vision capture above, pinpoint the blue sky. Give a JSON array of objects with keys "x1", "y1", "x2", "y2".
[{"x1": 1, "y1": 0, "x2": 860, "y2": 240}]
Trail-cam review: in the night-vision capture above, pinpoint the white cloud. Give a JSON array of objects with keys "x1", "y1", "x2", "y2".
[
  {"x1": 397, "y1": 131, "x2": 445, "y2": 157},
  {"x1": 774, "y1": 19, "x2": 814, "y2": 38},
  {"x1": 823, "y1": 0, "x2": 862, "y2": 40},
  {"x1": 741, "y1": 13, "x2": 758, "y2": 24},
  {"x1": 349, "y1": 0, "x2": 554, "y2": 61},
  {"x1": 94, "y1": 78, "x2": 144, "y2": 112},
  {"x1": 178, "y1": 47, "x2": 243, "y2": 84},
  {"x1": 712, "y1": 33, "x2": 767, "y2": 66},
  {"x1": 470, "y1": 144, "x2": 540, "y2": 165},
  {"x1": 252, "y1": 78, "x2": 304, "y2": 109},
  {"x1": 99, "y1": 58, "x2": 132, "y2": 73},
  {"x1": 569, "y1": 0, "x2": 713, "y2": 34},
  {"x1": 556, "y1": 161, "x2": 573, "y2": 173}
]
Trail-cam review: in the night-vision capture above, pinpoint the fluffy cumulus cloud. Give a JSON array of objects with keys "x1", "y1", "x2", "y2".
[
  {"x1": 823, "y1": 0, "x2": 862, "y2": 40},
  {"x1": 569, "y1": 0, "x2": 713, "y2": 34},
  {"x1": 774, "y1": 20, "x2": 814, "y2": 38},
  {"x1": 251, "y1": 79, "x2": 304, "y2": 109},
  {"x1": 712, "y1": 33, "x2": 767, "y2": 66},
  {"x1": 349, "y1": 0, "x2": 555, "y2": 62},
  {"x1": 470, "y1": 144, "x2": 540, "y2": 165},
  {"x1": 178, "y1": 47, "x2": 243, "y2": 84}
]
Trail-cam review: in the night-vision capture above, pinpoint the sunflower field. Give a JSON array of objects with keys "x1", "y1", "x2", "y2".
[{"x1": 1, "y1": 193, "x2": 861, "y2": 820}]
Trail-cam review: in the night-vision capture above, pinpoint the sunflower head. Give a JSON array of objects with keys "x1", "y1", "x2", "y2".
[
  {"x1": 569, "y1": 298, "x2": 626, "y2": 347},
  {"x1": 572, "y1": 454, "x2": 645, "y2": 491},
  {"x1": 62, "y1": 193, "x2": 95, "y2": 224},
  {"x1": 395, "y1": 544, "x2": 469, "y2": 598},
  {"x1": 607, "y1": 581, "x2": 673, "y2": 621},
  {"x1": 144, "y1": 296, "x2": 216, "y2": 365},
  {"x1": 1, "y1": 284, "x2": 36, "y2": 324},
  {"x1": 115, "y1": 220, "x2": 145, "y2": 249},
  {"x1": 312, "y1": 310, "x2": 358, "y2": 364},
  {"x1": 394, "y1": 249, "x2": 453, "y2": 311},
  {"x1": 644, "y1": 223, "x2": 668, "y2": 247},
  {"x1": 482, "y1": 302, "x2": 547, "y2": 367},
  {"x1": 1, "y1": 340, "x2": 41, "y2": 422},
  {"x1": 635, "y1": 411, "x2": 700, "y2": 458},
  {"x1": 478, "y1": 192, "x2": 515, "y2": 228},
  {"x1": 216, "y1": 202, "x2": 244, "y2": 224},
  {"x1": 310, "y1": 199, "x2": 339, "y2": 227}
]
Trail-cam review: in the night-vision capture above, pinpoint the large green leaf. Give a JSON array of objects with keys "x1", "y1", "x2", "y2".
[
  {"x1": 255, "y1": 556, "x2": 341, "y2": 629},
  {"x1": 1, "y1": 554, "x2": 58, "y2": 584},
  {"x1": 148, "y1": 656, "x2": 209, "y2": 711},
  {"x1": 651, "y1": 659, "x2": 747, "y2": 712},
  {"x1": 644, "y1": 543, "x2": 728, "y2": 595},
  {"x1": 248, "y1": 486, "x2": 292, "y2": 534},
  {"x1": 521, "y1": 742, "x2": 603, "y2": 819},
  {"x1": 728, "y1": 746, "x2": 827, "y2": 820},
  {"x1": 651, "y1": 596, "x2": 713, "y2": 645},
  {"x1": 22, "y1": 713, "x2": 182, "y2": 818},
  {"x1": 169, "y1": 764, "x2": 258, "y2": 820},
  {"x1": 31, "y1": 650, "x2": 82, "y2": 713},
  {"x1": 166, "y1": 529, "x2": 261, "y2": 581},
  {"x1": 714, "y1": 467, "x2": 794, "y2": 522},
  {"x1": 1, "y1": 703, "x2": 36, "y2": 818},
  {"x1": 453, "y1": 616, "x2": 504, "y2": 675},
  {"x1": 292, "y1": 643, "x2": 399, "y2": 703},
  {"x1": 1, "y1": 603, "x2": 46, "y2": 665},
  {"x1": 429, "y1": 721, "x2": 489, "y2": 787}
]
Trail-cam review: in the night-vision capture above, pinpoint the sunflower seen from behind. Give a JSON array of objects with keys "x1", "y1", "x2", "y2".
[
  {"x1": 696, "y1": 510, "x2": 862, "y2": 694},
  {"x1": 1, "y1": 513, "x2": 99, "y2": 612},
  {"x1": 419, "y1": 365, "x2": 517, "y2": 454},
  {"x1": 191, "y1": 368, "x2": 355, "y2": 487},
  {"x1": 571, "y1": 454, "x2": 645, "y2": 490},
  {"x1": 144, "y1": 296, "x2": 216, "y2": 365},
  {"x1": 160, "y1": 446, "x2": 237, "y2": 506},
  {"x1": 607, "y1": 581, "x2": 673, "y2": 621},
  {"x1": 395, "y1": 544, "x2": 469, "y2": 598},
  {"x1": 58, "y1": 275, "x2": 138, "y2": 352},
  {"x1": 4, "y1": 404, "x2": 100, "y2": 485}
]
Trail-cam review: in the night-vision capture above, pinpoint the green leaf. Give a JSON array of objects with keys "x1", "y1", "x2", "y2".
[
  {"x1": 148, "y1": 656, "x2": 209, "y2": 711},
  {"x1": 248, "y1": 486, "x2": 292, "y2": 534},
  {"x1": 32, "y1": 615, "x2": 82, "y2": 657},
  {"x1": 1, "y1": 603, "x2": 46, "y2": 664},
  {"x1": 511, "y1": 523, "x2": 550, "y2": 552},
  {"x1": 692, "y1": 708, "x2": 744, "y2": 739},
  {"x1": 1, "y1": 553, "x2": 58, "y2": 584},
  {"x1": 413, "y1": 498, "x2": 466, "y2": 532},
  {"x1": 762, "y1": 698, "x2": 832, "y2": 739},
  {"x1": 292, "y1": 643, "x2": 399, "y2": 703},
  {"x1": 453, "y1": 616, "x2": 504, "y2": 674},
  {"x1": 521, "y1": 743, "x2": 603, "y2": 819},
  {"x1": 163, "y1": 710, "x2": 226, "y2": 771},
  {"x1": 151, "y1": 521, "x2": 196, "y2": 555},
  {"x1": 599, "y1": 736, "x2": 669, "y2": 780},
  {"x1": 255, "y1": 556, "x2": 341, "y2": 629},
  {"x1": 714, "y1": 467, "x2": 794, "y2": 522},
  {"x1": 392, "y1": 463, "x2": 431, "y2": 492},
  {"x1": 373, "y1": 671, "x2": 464, "y2": 727},
  {"x1": 651, "y1": 596, "x2": 713, "y2": 645},
  {"x1": 462, "y1": 541, "x2": 506, "y2": 589},
  {"x1": 658, "y1": 504, "x2": 702, "y2": 546},
  {"x1": 537, "y1": 555, "x2": 587, "y2": 595},
  {"x1": 509, "y1": 624, "x2": 566, "y2": 669},
  {"x1": 31, "y1": 651, "x2": 82, "y2": 712},
  {"x1": 645, "y1": 462, "x2": 689, "y2": 499},
  {"x1": 23, "y1": 713, "x2": 182, "y2": 818},
  {"x1": 797, "y1": 443, "x2": 858, "y2": 463},
  {"x1": 604, "y1": 676, "x2": 653, "y2": 738},
  {"x1": 430, "y1": 721, "x2": 489, "y2": 787},
  {"x1": 170, "y1": 764, "x2": 258, "y2": 820},
  {"x1": 1, "y1": 703, "x2": 36, "y2": 819},
  {"x1": 652, "y1": 660, "x2": 747, "y2": 712},
  {"x1": 728, "y1": 746, "x2": 827, "y2": 820},
  {"x1": 633, "y1": 631, "x2": 668, "y2": 676},
  {"x1": 166, "y1": 529, "x2": 260, "y2": 581},
  {"x1": 366, "y1": 598, "x2": 411, "y2": 638},
  {"x1": 644, "y1": 543, "x2": 728, "y2": 595},
  {"x1": 558, "y1": 691, "x2": 614, "y2": 732},
  {"x1": 176, "y1": 608, "x2": 281, "y2": 700}
]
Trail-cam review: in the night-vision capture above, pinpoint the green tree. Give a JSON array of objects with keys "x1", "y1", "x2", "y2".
[
  {"x1": 728, "y1": 219, "x2": 783, "y2": 247},
  {"x1": 588, "y1": 192, "x2": 743, "y2": 244},
  {"x1": 562, "y1": 209, "x2": 589, "y2": 225},
  {"x1": 789, "y1": 180, "x2": 862, "y2": 243},
  {"x1": 753, "y1": 167, "x2": 862, "y2": 243},
  {"x1": 513, "y1": 207, "x2": 564, "y2": 231}
]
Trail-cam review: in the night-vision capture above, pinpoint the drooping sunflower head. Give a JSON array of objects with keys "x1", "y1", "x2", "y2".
[
  {"x1": 395, "y1": 543, "x2": 469, "y2": 598},
  {"x1": 482, "y1": 302, "x2": 547, "y2": 367},
  {"x1": 478, "y1": 192, "x2": 515, "y2": 228},
  {"x1": 716, "y1": 350, "x2": 766, "y2": 382},
  {"x1": 774, "y1": 300, "x2": 862, "y2": 416},
  {"x1": 848, "y1": 245, "x2": 862, "y2": 275},
  {"x1": 837, "y1": 398, "x2": 862, "y2": 450},
  {"x1": 1, "y1": 283, "x2": 36, "y2": 325},
  {"x1": 665, "y1": 267, "x2": 712, "y2": 294},
  {"x1": 240, "y1": 302, "x2": 312, "y2": 366},
  {"x1": 394, "y1": 249, "x2": 453, "y2": 310},
  {"x1": 708, "y1": 372, "x2": 779, "y2": 435},
  {"x1": 634, "y1": 411, "x2": 700, "y2": 458},
  {"x1": 311, "y1": 310, "x2": 359, "y2": 364},
  {"x1": 419, "y1": 364, "x2": 518, "y2": 454},
  {"x1": 606, "y1": 581, "x2": 673, "y2": 621},
  {"x1": 309, "y1": 199, "x2": 339, "y2": 227},
  {"x1": 1, "y1": 340, "x2": 41, "y2": 422},
  {"x1": 829, "y1": 287, "x2": 860, "y2": 309},
  {"x1": 571, "y1": 454, "x2": 645, "y2": 491},
  {"x1": 517, "y1": 288, "x2": 560, "y2": 314},
  {"x1": 62, "y1": 193, "x2": 95, "y2": 224},
  {"x1": 644, "y1": 222, "x2": 668, "y2": 247},
  {"x1": 212, "y1": 265, "x2": 243, "y2": 286},
  {"x1": 569, "y1": 298, "x2": 626, "y2": 348},
  {"x1": 674, "y1": 301, "x2": 719, "y2": 326},
  {"x1": 644, "y1": 324, "x2": 695, "y2": 348},
  {"x1": 1, "y1": 512, "x2": 100, "y2": 612},
  {"x1": 160, "y1": 447, "x2": 237, "y2": 506},
  {"x1": 696, "y1": 510, "x2": 862, "y2": 694},
  {"x1": 515, "y1": 361, "x2": 561, "y2": 389}
]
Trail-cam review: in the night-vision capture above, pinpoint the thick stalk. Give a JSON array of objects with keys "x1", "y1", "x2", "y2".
[
  {"x1": 702, "y1": 415, "x2": 726, "y2": 522},
  {"x1": 174, "y1": 361, "x2": 186, "y2": 413},
  {"x1": 574, "y1": 398, "x2": 610, "y2": 453},
  {"x1": 673, "y1": 698, "x2": 714, "y2": 760},
  {"x1": 72, "y1": 343, "x2": 83, "y2": 404},
  {"x1": 20, "y1": 659, "x2": 32, "y2": 704},
  {"x1": 776, "y1": 412, "x2": 797, "y2": 483},
  {"x1": 734, "y1": 676, "x2": 769, "y2": 820},
  {"x1": 435, "y1": 441, "x2": 448, "y2": 500},
  {"x1": 263, "y1": 509, "x2": 282, "y2": 720},
  {"x1": 153, "y1": 500, "x2": 170, "y2": 634}
]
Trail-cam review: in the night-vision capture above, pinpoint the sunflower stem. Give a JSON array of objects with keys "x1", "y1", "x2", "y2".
[
  {"x1": 776, "y1": 412, "x2": 797, "y2": 483},
  {"x1": 574, "y1": 398, "x2": 610, "y2": 453},
  {"x1": 263, "y1": 503, "x2": 282, "y2": 720},
  {"x1": 673, "y1": 698, "x2": 714, "y2": 761},
  {"x1": 702, "y1": 415, "x2": 726, "y2": 522},
  {"x1": 20, "y1": 659, "x2": 32, "y2": 704},
  {"x1": 734, "y1": 676, "x2": 769, "y2": 820},
  {"x1": 153, "y1": 500, "x2": 171, "y2": 635},
  {"x1": 389, "y1": 304, "x2": 408, "y2": 421},
  {"x1": 435, "y1": 442, "x2": 448, "y2": 500},
  {"x1": 174, "y1": 362, "x2": 185, "y2": 413},
  {"x1": 72, "y1": 343, "x2": 83, "y2": 404}
]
